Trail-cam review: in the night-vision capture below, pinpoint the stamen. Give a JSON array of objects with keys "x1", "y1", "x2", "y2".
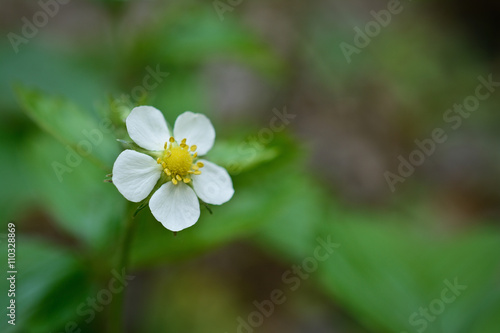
[{"x1": 160, "y1": 136, "x2": 201, "y2": 185}]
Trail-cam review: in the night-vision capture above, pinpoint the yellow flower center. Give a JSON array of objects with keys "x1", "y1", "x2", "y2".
[
  {"x1": 157, "y1": 137, "x2": 204, "y2": 185},
  {"x1": 165, "y1": 146, "x2": 193, "y2": 175}
]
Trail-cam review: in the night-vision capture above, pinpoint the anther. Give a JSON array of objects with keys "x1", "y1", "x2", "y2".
[
  {"x1": 176, "y1": 175, "x2": 182, "y2": 181},
  {"x1": 172, "y1": 178, "x2": 178, "y2": 185},
  {"x1": 194, "y1": 171, "x2": 202, "y2": 175},
  {"x1": 197, "y1": 162, "x2": 204, "y2": 168},
  {"x1": 169, "y1": 137, "x2": 175, "y2": 143},
  {"x1": 190, "y1": 145, "x2": 197, "y2": 152}
]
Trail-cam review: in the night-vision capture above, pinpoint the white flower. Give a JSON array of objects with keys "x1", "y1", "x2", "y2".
[{"x1": 112, "y1": 106, "x2": 234, "y2": 232}]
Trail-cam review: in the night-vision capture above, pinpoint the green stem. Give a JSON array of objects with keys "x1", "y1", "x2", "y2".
[{"x1": 109, "y1": 204, "x2": 137, "y2": 333}]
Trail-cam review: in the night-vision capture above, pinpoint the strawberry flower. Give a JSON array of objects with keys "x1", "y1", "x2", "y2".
[{"x1": 112, "y1": 106, "x2": 234, "y2": 231}]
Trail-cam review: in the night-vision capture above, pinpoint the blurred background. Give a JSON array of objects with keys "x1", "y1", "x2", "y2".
[{"x1": 1, "y1": 0, "x2": 500, "y2": 332}]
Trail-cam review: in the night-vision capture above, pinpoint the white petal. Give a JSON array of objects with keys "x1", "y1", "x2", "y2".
[
  {"x1": 112, "y1": 150, "x2": 162, "y2": 202},
  {"x1": 173, "y1": 111, "x2": 215, "y2": 155},
  {"x1": 126, "y1": 106, "x2": 171, "y2": 151},
  {"x1": 192, "y1": 160, "x2": 234, "y2": 205},
  {"x1": 149, "y1": 182, "x2": 201, "y2": 232}
]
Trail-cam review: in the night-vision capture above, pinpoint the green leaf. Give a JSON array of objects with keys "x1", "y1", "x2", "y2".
[
  {"x1": 0, "y1": 238, "x2": 88, "y2": 333},
  {"x1": 207, "y1": 139, "x2": 280, "y2": 175},
  {"x1": 24, "y1": 265, "x2": 93, "y2": 333},
  {"x1": 23, "y1": 133, "x2": 125, "y2": 249},
  {"x1": 15, "y1": 85, "x2": 119, "y2": 170}
]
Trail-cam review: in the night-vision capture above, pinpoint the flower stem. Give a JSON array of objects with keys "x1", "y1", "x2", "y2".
[{"x1": 109, "y1": 204, "x2": 137, "y2": 333}]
